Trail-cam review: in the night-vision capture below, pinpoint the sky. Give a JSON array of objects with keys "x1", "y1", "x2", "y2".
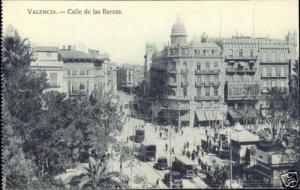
[{"x1": 3, "y1": 0, "x2": 299, "y2": 65}]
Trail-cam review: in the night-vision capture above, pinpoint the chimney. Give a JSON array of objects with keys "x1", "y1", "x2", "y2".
[{"x1": 68, "y1": 45, "x2": 71, "y2": 50}]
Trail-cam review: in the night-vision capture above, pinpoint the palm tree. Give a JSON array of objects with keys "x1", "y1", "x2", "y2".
[{"x1": 70, "y1": 157, "x2": 130, "y2": 190}]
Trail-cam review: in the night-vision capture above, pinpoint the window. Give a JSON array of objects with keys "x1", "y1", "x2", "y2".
[
  {"x1": 214, "y1": 62, "x2": 218, "y2": 68},
  {"x1": 183, "y1": 62, "x2": 188, "y2": 71},
  {"x1": 205, "y1": 87, "x2": 210, "y2": 97},
  {"x1": 197, "y1": 87, "x2": 201, "y2": 97},
  {"x1": 197, "y1": 63, "x2": 201, "y2": 70},
  {"x1": 72, "y1": 81, "x2": 78, "y2": 93},
  {"x1": 214, "y1": 88, "x2": 219, "y2": 96},
  {"x1": 280, "y1": 80, "x2": 285, "y2": 88},
  {"x1": 239, "y1": 49, "x2": 243, "y2": 57},
  {"x1": 263, "y1": 67, "x2": 267, "y2": 76},
  {"x1": 271, "y1": 67, "x2": 276, "y2": 77},
  {"x1": 86, "y1": 70, "x2": 89, "y2": 75},
  {"x1": 206, "y1": 62, "x2": 210, "y2": 69},
  {"x1": 86, "y1": 80, "x2": 89, "y2": 93},
  {"x1": 183, "y1": 76, "x2": 187, "y2": 82},
  {"x1": 197, "y1": 76, "x2": 201, "y2": 82},
  {"x1": 72, "y1": 70, "x2": 78, "y2": 76},
  {"x1": 79, "y1": 83, "x2": 85, "y2": 93},
  {"x1": 272, "y1": 80, "x2": 276, "y2": 88},
  {"x1": 183, "y1": 87, "x2": 187, "y2": 97},
  {"x1": 49, "y1": 72, "x2": 58, "y2": 87},
  {"x1": 206, "y1": 75, "x2": 210, "y2": 82},
  {"x1": 250, "y1": 49, "x2": 254, "y2": 57},
  {"x1": 213, "y1": 75, "x2": 218, "y2": 82},
  {"x1": 79, "y1": 70, "x2": 85, "y2": 76},
  {"x1": 171, "y1": 61, "x2": 176, "y2": 70},
  {"x1": 229, "y1": 49, "x2": 233, "y2": 57},
  {"x1": 67, "y1": 70, "x2": 71, "y2": 76},
  {"x1": 169, "y1": 88, "x2": 176, "y2": 96},
  {"x1": 212, "y1": 50, "x2": 215, "y2": 55},
  {"x1": 68, "y1": 81, "x2": 71, "y2": 93},
  {"x1": 203, "y1": 50, "x2": 206, "y2": 55},
  {"x1": 46, "y1": 52, "x2": 52, "y2": 57},
  {"x1": 263, "y1": 81, "x2": 268, "y2": 88},
  {"x1": 280, "y1": 67, "x2": 285, "y2": 76}
]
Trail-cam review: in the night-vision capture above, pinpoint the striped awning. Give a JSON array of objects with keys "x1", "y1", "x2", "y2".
[{"x1": 195, "y1": 111, "x2": 206, "y2": 121}]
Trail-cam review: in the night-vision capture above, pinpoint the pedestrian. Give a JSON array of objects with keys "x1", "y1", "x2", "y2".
[
  {"x1": 191, "y1": 152, "x2": 195, "y2": 161},
  {"x1": 156, "y1": 178, "x2": 160, "y2": 186},
  {"x1": 198, "y1": 157, "x2": 201, "y2": 166},
  {"x1": 155, "y1": 126, "x2": 157, "y2": 132},
  {"x1": 201, "y1": 149, "x2": 204, "y2": 157},
  {"x1": 172, "y1": 147, "x2": 174, "y2": 154},
  {"x1": 186, "y1": 151, "x2": 190, "y2": 159},
  {"x1": 197, "y1": 145, "x2": 200, "y2": 152},
  {"x1": 187, "y1": 142, "x2": 189, "y2": 149},
  {"x1": 181, "y1": 129, "x2": 183, "y2": 136},
  {"x1": 120, "y1": 160, "x2": 123, "y2": 171},
  {"x1": 159, "y1": 132, "x2": 162, "y2": 138},
  {"x1": 182, "y1": 149, "x2": 186, "y2": 156},
  {"x1": 183, "y1": 143, "x2": 186, "y2": 150},
  {"x1": 196, "y1": 150, "x2": 199, "y2": 158},
  {"x1": 165, "y1": 143, "x2": 168, "y2": 151}
]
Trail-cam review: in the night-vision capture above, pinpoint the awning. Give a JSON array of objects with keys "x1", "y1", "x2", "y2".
[
  {"x1": 228, "y1": 109, "x2": 242, "y2": 120},
  {"x1": 195, "y1": 111, "x2": 206, "y2": 121},
  {"x1": 212, "y1": 111, "x2": 223, "y2": 121}
]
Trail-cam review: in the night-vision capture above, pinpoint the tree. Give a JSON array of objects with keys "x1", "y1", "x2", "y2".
[
  {"x1": 2, "y1": 26, "x2": 47, "y2": 189},
  {"x1": 70, "y1": 157, "x2": 130, "y2": 189}
]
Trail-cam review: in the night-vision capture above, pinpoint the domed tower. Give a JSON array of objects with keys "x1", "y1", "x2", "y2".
[{"x1": 170, "y1": 17, "x2": 187, "y2": 45}]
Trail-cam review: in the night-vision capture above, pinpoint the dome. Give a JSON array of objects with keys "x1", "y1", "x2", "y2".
[{"x1": 171, "y1": 18, "x2": 186, "y2": 36}]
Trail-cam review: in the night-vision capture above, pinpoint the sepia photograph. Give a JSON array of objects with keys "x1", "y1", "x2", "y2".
[{"x1": 2, "y1": 0, "x2": 299, "y2": 189}]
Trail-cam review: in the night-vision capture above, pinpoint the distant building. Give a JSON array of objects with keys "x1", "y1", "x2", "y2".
[
  {"x1": 144, "y1": 42, "x2": 157, "y2": 94},
  {"x1": 31, "y1": 45, "x2": 116, "y2": 97},
  {"x1": 117, "y1": 64, "x2": 144, "y2": 92}
]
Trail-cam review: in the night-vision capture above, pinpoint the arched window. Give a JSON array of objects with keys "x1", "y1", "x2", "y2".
[
  {"x1": 183, "y1": 62, "x2": 187, "y2": 71},
  {"x1": 169, "y1": 88, "x2": 176, "y2": 96},
  {"x1": 170, "y1": 61, "x2": 176, "y2": 70}
]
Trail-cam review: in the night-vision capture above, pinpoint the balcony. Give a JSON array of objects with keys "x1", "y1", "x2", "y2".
[
  {"x1": 225, "y1": 55, "x2": 258, "y2": 60},
  {"x1": 226, "y1": 68, "x2": 257, "y2": 73},
  {"x1": 227, "y1": 94, "x2": 258, "y2": 100},
  {"x1": 163, "y1": 95, "x2": 190, "y2": 101},
  {"x1": 167, "y1": 81, "x2": 177, "y2": 87},
  {"x1": 194, "y1": 96, "x2": 221, "y2": 101},
  {"x1": 167, "y1": 103, "x2": 190, "y2": 110},
  {"x1": 181, "y1": 70, "x2": 188, "y2": 74},
  {"x1": 261, "y1": 74, "x2": 287, "y2": 79},
  {"x1": 181, "y1": 82, "x2": 189, "y2": 86},
  {"x1": 260, "y1": 59, "x2": 290, "y2": 64},
  {"x1": 195, "y1": 69, "x2": 220, "y2": 75},
  {"x1": 168, "y1": 69, "x2": 177, "y2": 74},
  {"x1": 195, "y1": 82, "x2": 205, "y2": 87},
  {"x1": 211, "y1": 81, "x2": 220, "y2": 86}
]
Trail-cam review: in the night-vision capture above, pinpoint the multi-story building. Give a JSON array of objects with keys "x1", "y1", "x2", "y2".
[
  {"x1": 31, "y1": 46, "x2": 64, "y2": 93},
  {"x1": 144, "y1": 42, "x2": 157, "y2": 94},
  {"x1": 117, "y1": 64, "x2": 144, "y2": 92},
  {"x1": 31, "y1": 45, "x2": 114, "y2": 97},
  {"x1": 150, "y1": 18, "x2": 225, "y2": 127},
  {"x1": 147, "y1": 18, "x2": 297, "y2": 127}
]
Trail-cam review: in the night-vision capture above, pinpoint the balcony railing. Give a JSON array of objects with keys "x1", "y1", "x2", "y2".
[
  {"x1": 225, "y1": 55, "x2": 258, "y2": 60},
  {"x1": 195, "y1": 82, "x2": 205, "y2": 87},
  {"x1": 181, "y1": 82, "x2": 189, "y2": 86},
  {"x1": 261, "y1": 74, "x2": 287, "y2": 78},
  {"x1": 163, "y1": 95, "x2": 190, "y2": 101},
  {"x1": 227, "y1": 94, "x2": 258, "y2": 100},
  {"x1": 195, "y1": 69, "x2": 220, "y2": 75},
  {"x1": 211, "y1": 81, "x2": 220, "y2": 86},
  {"x1": 226, "y1": 68, "x2": 257, "y2": 73},
  {"x1": 167, "y1": 104, "x2": 190, "y2": 110},
  {"x1": 181, "y1": 70, "x2": 188, "y2": 74},
  {"x1": 195, "y1": 96, "x2": 221, "y2": 101}
]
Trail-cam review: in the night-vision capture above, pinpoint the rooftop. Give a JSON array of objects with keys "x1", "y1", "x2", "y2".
[
  {"x1": 59, "y1": 49, "x2": 107, "y2": 62},
  {"x1": 34, "y1": 46, "x2": 59, "y2": 52}
]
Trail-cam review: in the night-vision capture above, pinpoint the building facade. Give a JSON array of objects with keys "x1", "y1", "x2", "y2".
[
  {"x1": 31, "y1": 46, "x2": 64, "y2": 93},
  {"x1": 150, "y1": 18, "x2": 225, "y2": 127},
  {"x1": 31, "y1": 45, "x2": 115, "y2": 97},
  {"x1": 148, "y1": 18, "x2": 297, "y2": 127},
  {"x1": 117, "y1": 64, "x2": 144, "y2": 92}
]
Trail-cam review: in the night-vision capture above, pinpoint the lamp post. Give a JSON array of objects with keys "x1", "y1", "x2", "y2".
[{"x1": 228, "y1": 126, "x2": 232, "y2": 189}]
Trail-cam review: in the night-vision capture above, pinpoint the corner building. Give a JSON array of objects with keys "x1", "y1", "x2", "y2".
[{"x1": 150, "y1": 18, "x2": 225, "y2": 127}]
